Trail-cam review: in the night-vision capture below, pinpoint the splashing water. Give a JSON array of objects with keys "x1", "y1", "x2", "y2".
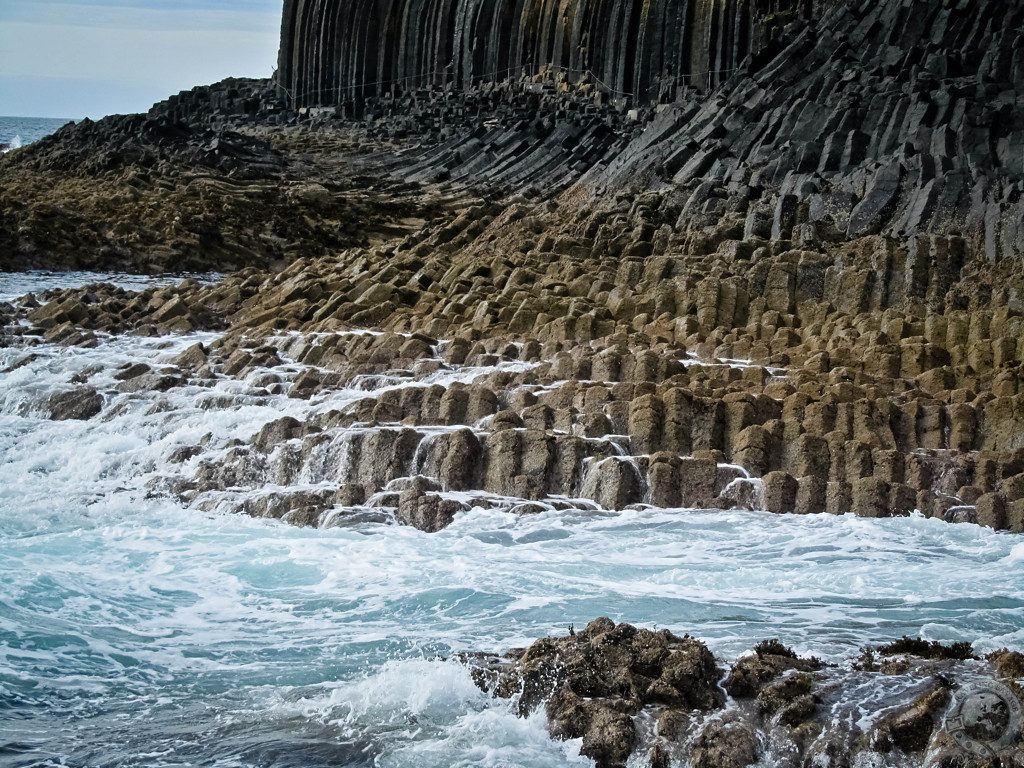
[
  {"x1": 1, "y1": 275, "x2": 1022, "y2": 767},
  {"x1": 0, "y1": 116, "x2": 69, "y2": 155}
]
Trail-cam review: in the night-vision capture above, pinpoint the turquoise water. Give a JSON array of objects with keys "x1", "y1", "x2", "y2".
[
  {"x1": 1, "y1": 278, "x2": 1023, "y2": 767},
  {"x1": 5, "y1": 500, "x2": 1021, "y2": 768}
]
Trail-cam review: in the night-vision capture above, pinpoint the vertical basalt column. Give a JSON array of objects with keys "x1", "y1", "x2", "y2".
[
  {"x1": 278, "y1": 0, "x2": 298, "y2": 98},
  {"x1": 688, "y1": 0, "x2": 713, "y2": 88},
  {"x1": 277, "y1": 0, "x2": 801, "y2": 108}
]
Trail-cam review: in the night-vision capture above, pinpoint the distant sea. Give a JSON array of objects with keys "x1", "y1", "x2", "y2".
[{"x1": 0, "y1": 115, "x2": 72, "y2": 154}]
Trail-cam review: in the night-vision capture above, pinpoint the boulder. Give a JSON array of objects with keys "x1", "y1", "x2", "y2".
[
  {"x1": 581, "y1": 457, "x2": 645, "y2": 510},
  {"x1": 41, "y1": 387, "x2": 103, "y2": 421},
  {"x1": 689, "y1": 716, "x2": 760, "y2": 768},
  {"x1": 397, "y1": 477, "x2": 469, "y2": 532}
]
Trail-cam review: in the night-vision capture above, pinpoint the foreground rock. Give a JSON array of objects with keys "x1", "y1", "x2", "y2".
[{"x1": 468, "y1": 620, "x2": 1024, "y2": 768}]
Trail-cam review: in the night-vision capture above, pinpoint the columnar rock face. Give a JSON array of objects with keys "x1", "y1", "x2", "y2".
[
  {"x1": 274, "y1": 0, "x2": 1024, "y2": 261},
  {"x1": 277, "y1": 0, "x2": 807, "y2": 107}
]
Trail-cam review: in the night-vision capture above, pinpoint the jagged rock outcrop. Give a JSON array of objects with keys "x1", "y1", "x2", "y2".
[
  {"x1": 149, "y1": 78, "x2": 287, "y2": 128},
  {"x1": 469, "y1": 621, "x2": 1024, "y2": 768},
  {"x1": 576, "y1": 0, "x2": 1024, "y2": 262},
  {"x1": 0, "y1": 114, "x2": 444, "y2": 272},
  {"x1": 347, "y1": 0, "x2": 1023, "y2": 258}
]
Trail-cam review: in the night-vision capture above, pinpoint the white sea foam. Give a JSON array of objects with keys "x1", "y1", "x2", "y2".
[{"x1": 252, "y1": 659, "x2": 591, "y2": 768}]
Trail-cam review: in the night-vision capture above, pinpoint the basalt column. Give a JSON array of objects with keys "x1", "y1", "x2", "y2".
[{"x1": 277, "y1": 0, "x2": 807, "y2": 107}]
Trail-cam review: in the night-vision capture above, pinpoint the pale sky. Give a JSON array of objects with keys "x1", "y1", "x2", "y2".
[{"x1": 0, "y1": 0, "x2": 283, "y2": 119}]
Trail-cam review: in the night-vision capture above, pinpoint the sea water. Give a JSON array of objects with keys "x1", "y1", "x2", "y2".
[
  {"x1": 0, "y1": 272, "x2": 221, "y2": 304},
  {"x1": 1, "y1": 274, "x2": 1022, "y2": 767},
  {"x1": 0, "y1": 117, "x2": 70, "y2": 155}
]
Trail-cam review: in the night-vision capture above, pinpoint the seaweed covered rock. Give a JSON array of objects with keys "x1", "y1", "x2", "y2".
[
  {"x1": 479, "y1": 618, "x2": 723, "y2": 767},
  {"x1": 724, "y1": 639, "x2": 823, "y2": 698},
  {"x1": 690, "y1": 715, "x2": 760, "y2": 768},
  {"x1": 469, "y1": 624, "x2": 1024, "y2": 768}
]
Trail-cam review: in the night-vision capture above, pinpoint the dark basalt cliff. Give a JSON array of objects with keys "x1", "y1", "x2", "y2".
[
  {"x1": 277, "y1": 0, "x2": 1024, "y2": 261},
  {"x1": 277, "y1": 0, "x2": 807, "y2": 108}
]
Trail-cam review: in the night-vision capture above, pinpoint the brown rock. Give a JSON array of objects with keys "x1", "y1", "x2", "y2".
[
  {"x1": 989, "y1": 649, "x2": 1024, "y2": 681},
  {"x1": 851, "y1": 477, "x2": 893, "y2": 518},
  {"x1": 762, "y1": 471, "x2": 798, "y2": 513},
  {"x1": 581, "y1": 457, "x2": 645, "y2": 510},
  {"x1": 418, "y1": 428, "x2": 482, "y2": 490},
  {"x1": 867, "y1": 683, "x2": 951, "y2": 753},
  {"x1": 678, "y1": 457, "x2": 718, "y2": 507},
  {"x1": 173, "y1": 342, "x2": 208, "y2": 370},
  {"x1": 689, "y1": 716, "x2": 759, "y2": 768},
  {"x1": 795, "y1": 476, "x2": 828, "y2": 514},
  {"x1": 397, "y1": 476, "x2": 470, "y2": 532},
  {"x1": 252, "y1": 416, "x2": 304, "y2": 452},
  {"x1": 724, "y1": 640, "x2": 822, "y2": 698},
  {"x1": 976, "y1": 492, "x2": 1008, "y2": 530},
  {"x1": 42, "y1": 387, "x2": 103, "y2": 421},
  {"x1": 580, "y1": 705, "x2": 636, "y2": 768},
  {"x1": 757, "y1": 671, "x2": 817, "y2": 724},
  {"x1": 1010, "y1": 499, "x2": 1024, "y2": 533}
]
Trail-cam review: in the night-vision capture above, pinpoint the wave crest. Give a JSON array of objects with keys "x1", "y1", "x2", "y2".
[{"x1": 1, "y1": 134, "x2": 23, "y2": 154}]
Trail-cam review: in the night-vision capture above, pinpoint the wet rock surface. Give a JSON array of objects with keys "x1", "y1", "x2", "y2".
[
  {"x1": 2, "y1": 0, "x2": 1024, "y2": 537},
  {"x1": 466, "y1": 620, "x2": 1024, "y2": 768},
  {"x1": 5, "y1": 259, "x2": 1024, "y2": 534},
  {"x1": 39, "y1": 386, "x2": 104, "y2": 421}
]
